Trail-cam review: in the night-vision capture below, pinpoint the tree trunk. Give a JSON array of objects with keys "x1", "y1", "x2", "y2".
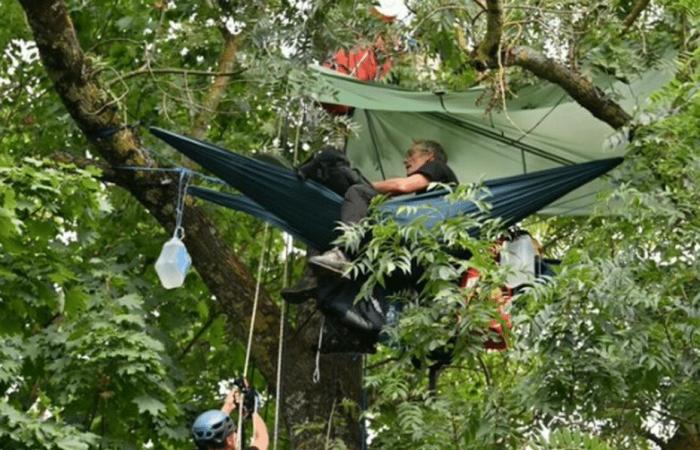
[
  {"x1": 664, "y1": 424, "x2": 700, "y2": 450},
  {"x1": 17, "y1": 0, "x2": 362, "y2": 448}
]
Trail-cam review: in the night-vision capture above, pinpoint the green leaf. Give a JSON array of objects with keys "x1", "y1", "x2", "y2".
[{"x1": 133, "y1": 395, "x2": 166, "y2": 417}]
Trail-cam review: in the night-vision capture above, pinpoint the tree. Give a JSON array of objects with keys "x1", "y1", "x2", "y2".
[{"x1": 1, "y1": 0, "x2": 698, "y2": 449}]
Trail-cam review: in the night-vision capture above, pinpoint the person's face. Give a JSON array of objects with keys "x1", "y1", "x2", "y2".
[{"x1": 404, "y1": 148, "x2": 434, "y2": 175}]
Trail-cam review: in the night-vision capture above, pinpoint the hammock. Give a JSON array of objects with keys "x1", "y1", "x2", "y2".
[{"x1": 151, "y1": 127, "x2": 623, "y2": 249}]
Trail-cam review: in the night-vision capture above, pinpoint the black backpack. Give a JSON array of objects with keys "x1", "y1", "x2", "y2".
[{"x1": 296, "y1": 146, "x2": 368, "y2": 196}]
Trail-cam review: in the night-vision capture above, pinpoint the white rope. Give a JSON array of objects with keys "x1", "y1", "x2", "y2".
[
  {"x1": 273, "y1": 118, "x2": 302, "y2": 449},
  {"x1": 313, "y1": 316, "x2": 325, "y2": 384},
  {"x1": 237, "y1": 223, "x2": 270, "y2": 449},
  {"x1": 272, "y1": 233, "x2": 293, "y2": 450},
  {"x1": 272, "y1": 300, "x2": 285, "y2": 450}
]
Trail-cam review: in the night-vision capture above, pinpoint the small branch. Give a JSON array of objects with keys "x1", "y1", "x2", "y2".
[
  {"x1": 410, "y1": 5, "x2": 473, "y2": 37},
  {"x1": 106, "y1": 67, "x2": 245, "y2": 86},
  {"x1": 178, "y1": 312, "x2": 221, "y2": 361},
  {"x1": 622, "y1": 0, "x2": 651, "y2": 33},
  {"x1": 476, "y1": 354, "x2": 492, "y2": 386},
  {"x1": 190, "y1": 33, "x2": 240, "y2": 139},
  {"x1": 472, "y1": 0, "x2": 487, "y2": 11},
  {"x1": 52, "y1": 152, "x2": 118, "y2": 181},
  {"x1": 365, "y1": 356, "x2": 400, "y2": 371}
]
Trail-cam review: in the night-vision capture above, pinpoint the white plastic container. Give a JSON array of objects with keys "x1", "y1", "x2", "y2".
[
  {"x1": 500, "y1": 234, "x2": 536, "y2": 288},
  {"x1": 155, "y1": 237, "x2": 192, "y2": 289}
]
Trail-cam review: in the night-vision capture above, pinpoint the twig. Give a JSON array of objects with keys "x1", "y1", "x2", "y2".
[
  {"x1": 622, "y1": 0, "x2": 651, "y2": 33},
  {"x1": 476, "y1": 354, "x2": 492, "y2": 386},
  {"x1": 365, "y1": 356, "x2": 400, "y2": 370},
  {"x1": 106, "y1": 67, "x2": 245, "y2": 86},
  {"x1": 410, "y1": 5, "x2": 474, "y2": 36},
  {"x1": 178, "y1": 312, "x2": 221, "y2": 361}
]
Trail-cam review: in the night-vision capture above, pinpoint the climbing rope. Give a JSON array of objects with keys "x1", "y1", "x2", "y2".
[
  {"x1": 272, "y1": 107, "x2": 303, "y2": 448},
  {"x1": 237, "y1": 223, "x2": 270, "y2": 450},
  {"x1": 272, "y1": 300, "x2": 285, "y2": 450}
]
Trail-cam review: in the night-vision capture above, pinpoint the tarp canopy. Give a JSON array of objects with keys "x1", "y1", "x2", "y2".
[
  {"x1": 151, "y1": 127, "x2": 622, "y2": 250},
  {"x1": 305, "y1": 62, "x2": 673, "y2": 214}
]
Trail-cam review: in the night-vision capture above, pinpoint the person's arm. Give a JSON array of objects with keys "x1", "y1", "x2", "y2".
[
  {"x1": 250, "y1": 411, "x2": 269, "y2": 450},
  {"x1": 372, "y1": 173, "x2": 430, "y2": 195}
]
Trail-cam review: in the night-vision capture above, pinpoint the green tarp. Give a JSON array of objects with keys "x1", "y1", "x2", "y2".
[{"x1": 307, "y1": 62, "x2": 674, "y2": 215}]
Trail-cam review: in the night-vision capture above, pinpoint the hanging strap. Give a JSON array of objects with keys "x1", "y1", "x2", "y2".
[
  {"x1": 173, "y1": 169, "x2": 191, "y2": 238},
  {"x1": 312, "y1": 316, "x2": 325, "y2": 384}
]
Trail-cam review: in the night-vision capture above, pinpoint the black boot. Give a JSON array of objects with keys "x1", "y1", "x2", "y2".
[{"x1": 281, "y1": 265, "x2": 318, "y2": 304}]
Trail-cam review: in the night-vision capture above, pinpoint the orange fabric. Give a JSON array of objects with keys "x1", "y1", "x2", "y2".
[
  {"x1": 460, "y1": 268, "x2": 512, "y2": 351},
  {"x1": 321, "y1": 38, "x2": 393, "y2": 115}
]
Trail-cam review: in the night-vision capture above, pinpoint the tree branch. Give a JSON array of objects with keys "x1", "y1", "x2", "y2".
[
  {"x1": 190, "y1": 32, "x2": 240, "y2": 139},
  {"x1": 18, "y1": 0, "x2": 281, "y2": 381},
  {"x1": 106, "y1": 66, "x2": 245, "y2": 86},
  {"x1": 178, "y1": 311, "x2": 221, "y2": 361},
  {"x1": 622, "y1": 0, "x2": 651, "y2": 33},
  {"x1": 474, "y1": 0, "x2": 503, "y2": 65},
  {"x1": 505, "y1": 47, "x2": 632, "y2": 129},
  {"x1": 471, "y1": 0, "x2": 632, "y2": 130}
]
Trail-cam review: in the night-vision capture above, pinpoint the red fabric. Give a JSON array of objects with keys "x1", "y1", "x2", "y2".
[
  {"x1": 460, "y1": 268, "x2": 513, "y2": 351},
  {"x1": 321, "y1": 43, "x2": 393, "y2": 115}
]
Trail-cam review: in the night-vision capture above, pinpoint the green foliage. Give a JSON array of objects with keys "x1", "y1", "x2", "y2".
[
  {"x1": 358, "y1": 48, "x2": 700, "y2": 449},
  {"x1": 2, "y1": 0, "x2": 699, "y2": 448}
]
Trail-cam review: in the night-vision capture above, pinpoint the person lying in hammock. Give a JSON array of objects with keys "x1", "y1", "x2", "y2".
[
  {"x1": 192, "y1": 381, "x2": 269, "y2": 450},
  {"x1": 309, "y1": 139, "x2": 459, "y2": 274}
]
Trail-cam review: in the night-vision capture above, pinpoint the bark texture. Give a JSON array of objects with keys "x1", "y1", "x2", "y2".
[{"x1": 18, "y1": 0, "x2": 362, "y2": 448}]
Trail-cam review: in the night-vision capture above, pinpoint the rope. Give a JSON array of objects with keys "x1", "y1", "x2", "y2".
[
  {"x1": 114, "y1": 165, "x2": 227, "y2": 186},
  {"x1": 312, "y1": 316, "x2": 325, "y2": 384},
  {"x1": 173, "y1": 169, "x2": 191, "y2": 238},
  {"x1": 273, "y1": 233, "x2": 293, "y2": 450},
  {"x1": 237, "y1": 223, "x2": 270, "y2": 449},
  {"x1": 273, "y1": 110, "x2": 302, "y2": 448},
  {"x1": 359, "y1": 355, "x2": 368, "y2": 450},
  {"x1": 272, "y1": 300, "x2": 285, "y2": 450}
]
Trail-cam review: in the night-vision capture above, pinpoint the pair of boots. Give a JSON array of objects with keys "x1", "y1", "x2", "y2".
[{"x1": 280, "y1": 247, "x2": 350, "y2": 304}]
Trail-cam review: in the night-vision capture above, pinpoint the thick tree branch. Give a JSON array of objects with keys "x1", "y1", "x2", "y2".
[
  {"x1": 474, "y1": 0, "x2": 503, "y2": 65},
  {"x1": 471, "y1": 0, "x2": 632, "y2": 130},
  {"x1": 190, "y1": 32, "x2": 240, "y2": 139},
  {"x1": 622, "y1": 0, "x2": 651, "y2": 33},
  {"x1": 504, "y1": 47, "x2": 632, "y2": 129}
]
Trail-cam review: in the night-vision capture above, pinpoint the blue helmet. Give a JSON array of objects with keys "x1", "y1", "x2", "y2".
[{"x1": 192, "y1": 410, "x2": 235, "y2": 449}]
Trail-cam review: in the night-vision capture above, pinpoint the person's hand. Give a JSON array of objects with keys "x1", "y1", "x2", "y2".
[{"x1": 221, "y1": 386, "x2": 241, "y2": 415}]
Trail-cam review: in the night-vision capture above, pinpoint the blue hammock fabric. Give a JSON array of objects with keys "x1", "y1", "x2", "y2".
[
  {"x1": 187, "y1": 186, "x2": 317, "y2": 248},
  {"x1": 151, "y1": 127, "x2": 623, "y2": 249}
]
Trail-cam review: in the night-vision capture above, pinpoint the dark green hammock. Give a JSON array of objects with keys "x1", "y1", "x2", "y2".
[{"x1": 151, "y1": 127, "x2": 623, "y2": 249}]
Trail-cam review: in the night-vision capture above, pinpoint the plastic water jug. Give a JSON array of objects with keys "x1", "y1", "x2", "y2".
[
  {"x1": 155, "y1": 237, "x2": 192, "y2": 289},
  {"x1": 500, "y1": 234, "x2": 535, "y2": 288}
]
